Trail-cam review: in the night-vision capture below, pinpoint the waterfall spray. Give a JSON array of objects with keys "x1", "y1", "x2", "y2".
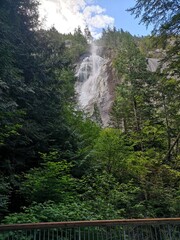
[{"x1": 75, "y1": 42, "x2": 112, "y2": 126}]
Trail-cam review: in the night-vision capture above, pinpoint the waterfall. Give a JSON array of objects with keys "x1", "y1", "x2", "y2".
[
  {"x1": 75, "y1": 43, "x2": 112, "y2": 126},
  {"x1": 147, "y1": 58, "x2": 159, "y2": 72}
]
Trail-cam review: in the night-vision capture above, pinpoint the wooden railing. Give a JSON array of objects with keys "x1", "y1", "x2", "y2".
[{"x1": 0, "y1": 218, "x2": 180, "y2": 239}]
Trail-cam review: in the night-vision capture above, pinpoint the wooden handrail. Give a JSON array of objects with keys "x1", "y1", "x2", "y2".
[{"x1": 0, "y1": 218, "x2": 180, "y2": 231}]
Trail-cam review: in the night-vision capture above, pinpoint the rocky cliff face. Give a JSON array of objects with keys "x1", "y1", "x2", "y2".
[{"x1": 75, "y1": 44, "x2": 160, "y2": 126}]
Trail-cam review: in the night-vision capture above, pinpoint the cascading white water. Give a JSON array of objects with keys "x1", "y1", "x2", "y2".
[
  {"x1": 147, "y1": 58, "x2": 159, "y2": 72},
  {"x1": 75, "y1": 43, "x2": 111, "y2": 125},
  {"x1": 76, "y1": 44, "x2": 105, "y2": 108}
]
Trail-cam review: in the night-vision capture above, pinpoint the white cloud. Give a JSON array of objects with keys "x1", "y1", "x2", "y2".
[
  {"x1": 38, "y1": 0, "x2": 114, "y2": 38},
  {"x1": 89, "y1": 14, "x2": 114, "y2": 28},
  {"x1": 83, "y1": 5, "x2": 105, "y2": 18}
]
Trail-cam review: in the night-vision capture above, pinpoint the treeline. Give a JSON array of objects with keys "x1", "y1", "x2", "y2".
[
  {"x1": 0, "y1": 0, "x2": 179, "y2": 224},
  {"x1": 0, "y1": 0, "x2": 88, "y2": 219}
]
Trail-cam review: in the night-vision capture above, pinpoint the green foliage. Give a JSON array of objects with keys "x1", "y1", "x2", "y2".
[
  {"x1": 0, "y1": 0, "x2": 179, "y2": 224},
  {"x1": 0, "y1": 113, "x2": 22, "y2": 146},
  {"x1": 20, "y1": 161, "x2": 76, "y2": 203},
  {"x1": 0, "y1": 176, "x2": 12, "y2": 220},
  {"x1": 77, "y1": 172, "x2": 146, "y2": 218},
  {"x1": 113, "y1": 34, "x2": 147, "y2": 78},
  {"x1": 129, "y1": 0, "x2": 180, "y2": 75},
  {"x1": 92, "y1": 128, "x2": 132, "y2": 177},
  {"x1": 0, "y1": 0, "x2": 89, "y2": 216},
  {"x1": 2, "y1": 200, "x2": 118, "y2": 224},
  {"x1": 64, "y1": 109, "x2": 101, "y2": 176},
  {"x1": 99, "y1": 29, "x2": 134, "y2": 59},
  {"x1": 60, "y1": 27, "x2": 88, "y2": 63},
  {"x1": 142, "y1": 162, "x2": 180, "y2": 217},
  {"x1": 136, "y1": 36, "x2": 166, "y2": 57},
  {"x1": 112, "y1": 34, "x2": 153, "y2": 135},
  {"x1": 0, "y1": 0, "x2": 80, "y2": 176},
  {"x1": 128, "y1": 0, "x2": 179, "y2": 35},
  {"x1": 110, "y1": 181, "x2": 145, "y2": 218}
]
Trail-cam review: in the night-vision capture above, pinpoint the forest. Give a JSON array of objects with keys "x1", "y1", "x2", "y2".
[{"x1": 0, "y1": 0, "x2": 179, "y2": 224}]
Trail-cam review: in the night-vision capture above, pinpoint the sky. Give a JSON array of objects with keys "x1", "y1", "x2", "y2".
[{"x1": 39, "y1": 0, "x2": 153, "y2": 38}]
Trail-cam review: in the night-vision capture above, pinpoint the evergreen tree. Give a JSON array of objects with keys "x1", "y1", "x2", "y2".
[
  {"x1": 112, "y1": 34, "x2": 154, "y2": 135},
  {"x1": 0, "y1": 0, "x2": 77, "y2": 215},
  {"x1": 128, "y1": 0, "x2": 180, "y2": 75}
]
